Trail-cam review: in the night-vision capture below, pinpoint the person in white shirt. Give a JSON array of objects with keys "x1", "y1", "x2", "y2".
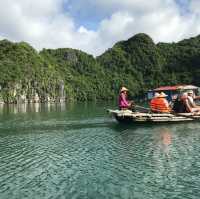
[{"x1": 187, "y1": 90, "x2": 200, "y2": 112}]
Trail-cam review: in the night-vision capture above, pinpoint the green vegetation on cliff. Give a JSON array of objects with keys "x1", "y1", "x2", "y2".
[
  {"x1": 98, "y1": 33, "x2": 200, "y2": 98},
  {"x1": 0, "y1": 33, "x2": 200, "y2": 103},
  {"x1": 0, "y1": 40, "x2": 62, "y2": 103},
  {"x1": 40, "y1": 48, "x2": 111, "y2": 101}
]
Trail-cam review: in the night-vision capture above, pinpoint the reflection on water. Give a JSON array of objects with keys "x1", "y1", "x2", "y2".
[
  {"x1": 0, "y1": 103, "x2": 200, "y2": 199},
  {"x1": 0, "y1": 103, "x2": 68, "y2": 114},
  {"x1": 160, "y1": 128, "x2": 172, "y2": 147}
]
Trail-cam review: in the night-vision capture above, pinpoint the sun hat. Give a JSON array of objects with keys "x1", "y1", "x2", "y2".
[
  {"x1": 120, "y1": 87, "x2": 128, "y2": 92},
  {"x1": 187, "y1": 90, "x2": 193, "y2": 94},
  {"x1": 154, "y1": 92, "x2": 160, "y2": 98},
  {"x1": 158, "y1": 92, "x2": 168, "y2": 98}
]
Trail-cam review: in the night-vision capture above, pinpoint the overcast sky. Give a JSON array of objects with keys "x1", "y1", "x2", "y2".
[{"x1": 0, "y1": 0, "x2": 200, "y2": 56}]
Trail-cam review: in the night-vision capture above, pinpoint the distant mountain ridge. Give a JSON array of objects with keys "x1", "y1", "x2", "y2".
[{"x1": 0, "y1": 33, "x2": 200, "y2": 103}]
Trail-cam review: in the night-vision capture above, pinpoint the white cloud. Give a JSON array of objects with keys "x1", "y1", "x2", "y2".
[
  {"x1": 99, "y1": 12, "x2": 134, "y2": 39},
  {"x1": 18, "y1": 0, "x2": 62, "y2": 18},
  {"x1": 67, "y1": 0, "x2": 174, "y2": 18},
  {"x1": 0, "y1": 0, "x2": 96, "y2": 53},
  {"x1": 0, "y1": 0, "x2": 200, "y2": 56},
  {"x1": 91, "y1": 0, "x2": 200, "y2": 54},
  {"x1": 189, "y1": 0, "x2": 200, "y2": 14}
]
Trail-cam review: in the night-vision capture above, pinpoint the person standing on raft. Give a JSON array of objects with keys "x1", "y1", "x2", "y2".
[{"x1": 118, "y1": 87, "x2": 135, "y2": 110}]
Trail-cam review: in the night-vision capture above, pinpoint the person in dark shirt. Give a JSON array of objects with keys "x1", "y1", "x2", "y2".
[{"x1": 173, "y1": 92, "x2": 200, "y2": 113}]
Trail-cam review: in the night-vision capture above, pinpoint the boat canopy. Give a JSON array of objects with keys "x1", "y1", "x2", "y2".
[
  {"x1": 154, "y1": 85, "x2": 198, "y2": 91},
  {"x1": 147, "y1": 84, "x2": 199, "y2": 101}
]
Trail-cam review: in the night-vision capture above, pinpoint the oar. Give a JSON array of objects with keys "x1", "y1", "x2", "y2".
[
  {"x1": 135, "y1": 105, "x2": 150, "y2": 110},
  {"x1": 135, "y1": 105, "x2": 151, "y2": 112}
]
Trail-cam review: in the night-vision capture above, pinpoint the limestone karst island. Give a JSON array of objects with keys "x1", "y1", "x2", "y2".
[{"x1": 0, "y1": 33, "x2": 200, "y2": 104}]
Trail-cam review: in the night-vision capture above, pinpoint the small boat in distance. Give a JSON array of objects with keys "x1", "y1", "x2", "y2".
[{"x1": 109, "y1": 84, "x2": 200, "y2": 124}]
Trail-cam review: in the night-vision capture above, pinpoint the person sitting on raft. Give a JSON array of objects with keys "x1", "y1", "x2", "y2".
[
  {"x1": 173, "y1": 93, "x2": 190, "y2": 113},
  {"x1": 150, "y1": 92, "x2": 171, "y2": 113},
  {"x1": 187, "y1": 90, "x2": 200, "y2": 112},
  {"x1": 173, "y1": 92, "x2": 200, "y2": 113},
  {"x1": 118, "y1": 87, "x2": 135, "y2": 110}
]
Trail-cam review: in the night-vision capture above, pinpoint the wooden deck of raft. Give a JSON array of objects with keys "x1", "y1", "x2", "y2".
[{"x1": 108, "y1": 109, "x2": 200, "y2": 123}]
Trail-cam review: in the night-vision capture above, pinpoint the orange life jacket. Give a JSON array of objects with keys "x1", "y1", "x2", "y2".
[{"x1": 150, "y1": 98, "x2": 171, "y2": 113}]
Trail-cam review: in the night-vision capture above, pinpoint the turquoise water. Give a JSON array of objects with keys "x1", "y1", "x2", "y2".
[{"x1": 0, "y1": 102, "x2": 200, "y2": 199}]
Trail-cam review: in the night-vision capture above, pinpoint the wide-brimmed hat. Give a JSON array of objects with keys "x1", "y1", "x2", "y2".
[
  {"x1": 154, "y1": 92, "x2": 160, "y2": 98},
  {"x1": 120, "y1": 87, "x2": 128, "y2": 92},
  {"x1": 158, "y1": 92, "x2": 168, "y2": 98},
  {"x1": 187, "y1": 90, "x2": 193, "y2": 94}
]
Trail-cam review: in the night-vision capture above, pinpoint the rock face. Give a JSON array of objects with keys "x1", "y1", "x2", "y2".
[
  {"x1": 0, "y1": 81, "x2": 66, "y2": 104},
  {"x1": 0, "y1": 40, "x2": 66, "y2": 104}
]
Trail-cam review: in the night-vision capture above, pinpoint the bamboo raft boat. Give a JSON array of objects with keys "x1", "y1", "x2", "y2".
[{"x1": 108, "y1": 109, "x2": 200, "y2": 124}]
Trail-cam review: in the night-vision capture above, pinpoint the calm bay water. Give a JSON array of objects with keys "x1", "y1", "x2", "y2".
[{"x1": 0, "y1": 102, "x2": 200, "y2": 199}]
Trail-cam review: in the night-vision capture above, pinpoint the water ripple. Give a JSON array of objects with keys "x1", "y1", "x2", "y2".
[{"x1": 0, "y1": 104, "x2": 200, "y2": 198}]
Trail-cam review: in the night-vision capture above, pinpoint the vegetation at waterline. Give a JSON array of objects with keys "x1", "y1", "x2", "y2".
[{"x1": 0, "y1": 33, "x2": 200, "y2": 103}]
